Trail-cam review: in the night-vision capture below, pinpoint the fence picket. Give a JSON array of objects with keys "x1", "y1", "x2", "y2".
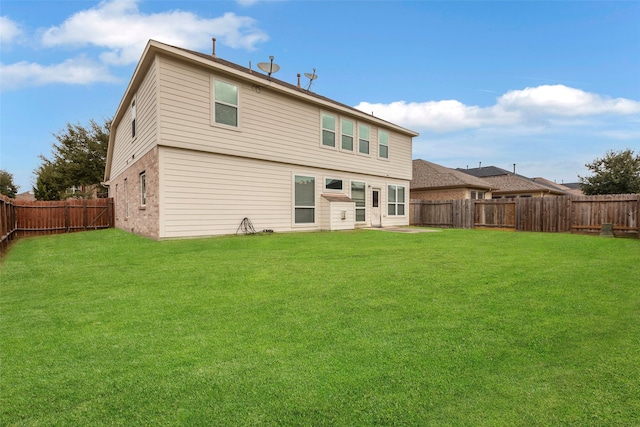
[
  {"x1": 0, "y1": 197, "x2": 114, "y2": 255},
  {"x1": 410, "y1": 195, "x2": 639, "y2": 237}
]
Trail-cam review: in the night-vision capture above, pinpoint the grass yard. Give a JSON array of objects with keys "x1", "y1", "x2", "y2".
[{"x1": 1, "y1": 228, "x2": 639, "y2": 426}]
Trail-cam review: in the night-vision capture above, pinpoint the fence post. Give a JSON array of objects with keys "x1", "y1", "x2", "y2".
[
  {"x1": 65, "y1": 200, "x2": 70, "y2": 233},
  {"x1": 83, "y1": 198, "x2": 88, "y2": 231}
]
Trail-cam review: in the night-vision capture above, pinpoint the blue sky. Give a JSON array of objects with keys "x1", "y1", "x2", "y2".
[{"x1": 1, "y1": 0, "x2": 639, "y2": 193}]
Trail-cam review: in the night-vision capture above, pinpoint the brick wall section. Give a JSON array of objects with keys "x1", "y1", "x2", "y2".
[
  {"x1": 410, "y1": 188, "x2": 469, "y2": 201},
  {"x1": 109, "y1": 147, "x2": 159, "y2": 239}
]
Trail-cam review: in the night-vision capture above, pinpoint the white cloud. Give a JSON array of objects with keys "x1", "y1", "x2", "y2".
[
  {"x1": 0, "y1": 16, "x2": 23, "y2": 47},
  {"x1": 0, "y1": 57, "x2": 118, "y2": 90},
  {"x1": 355, "y1": 85, "x2": 640, "y2": 133},
  {"x1": 40, "y1": 0, "x2": 269, "y2": 65},
  {"x1": 498, "y1": 85, "x2": 640, "y2": 116}
]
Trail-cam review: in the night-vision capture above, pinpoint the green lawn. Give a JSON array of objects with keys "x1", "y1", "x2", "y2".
[{"x1": 1, "y1": 228, "x2": 639, "y2": 426}]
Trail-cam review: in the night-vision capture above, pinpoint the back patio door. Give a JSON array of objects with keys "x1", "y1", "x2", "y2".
[{"x1": 371, "y1": 188, "x2": 381, "y2": 228}]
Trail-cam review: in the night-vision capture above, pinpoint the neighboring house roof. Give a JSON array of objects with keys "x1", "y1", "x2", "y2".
[
  {"x1": 15, "y1": 191, "x2": 36, "y2": 201},
  {"x1": 105, "y1": 39, "x2": 418, "y2": 181},
  {"x1": 411, "y1": 159, "x2": 492, "y2": 190},
  {"x1": 458, "y1": 165, "x2": 568, "y2": 195},
  {"x1": 562, "y1": 182, "x2": 581, "y2": 190},
  {"x1": 552, "y1": 181, "x2": 584, "y2": 196},
  {"x1": 482, "y1": 174, "x2": 567, "y2": 195},
  {"x1": 456, "y1": 166, "x2": 512, "y2": 178},
  {"x1": 532, "y1": 177, "x2": 581, "y2": 195}
]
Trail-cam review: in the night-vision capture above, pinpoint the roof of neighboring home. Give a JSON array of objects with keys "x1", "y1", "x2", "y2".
[
  {"x1": 483, "y1": 174, "x2": 567, "y2": 195},
  {"x1": 458, "y1": 165, "x2": 568, "y2": 195},
  {"x1": 15, "y1": 191, "x2": 36, "y2": 201},
  {"x1": 456, "y1": 166, "x2": 512, "y2": 177},
  {"x1": 411, "y1": 159, "x2": 492, "y2": 190},
  {"x1": 532, "y1": 177, "x2": 578, "y2": 193},
  {"x1": 562, "y1": 182, "x2": 582, "y2": 190}
]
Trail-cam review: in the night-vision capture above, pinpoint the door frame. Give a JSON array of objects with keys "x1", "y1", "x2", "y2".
[{"x1": 371, "y1": 188, "x2": 382, "y2": 228}]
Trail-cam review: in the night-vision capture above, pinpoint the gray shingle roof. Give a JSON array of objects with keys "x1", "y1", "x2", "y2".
[
  {"x1": 483, "y1": 174, "x2": 566, "y2": 194},
  {"x1": 412, "y1": 159, "x2": 492, "y2": 190},
  {"x1": 456, "y1": 166, "x2": 512, "y2": 177}
]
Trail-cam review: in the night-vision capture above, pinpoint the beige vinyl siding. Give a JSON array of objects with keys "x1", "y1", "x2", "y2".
[
  {"x1": 159, "y1": 147, "x2": 294, "y2": 238},
  {"x1": 158, "y1": 146, "x2": 409, "y2": 238},
  {"x1": 110, "y1": 57, "x2": 158, "y2": 179},
  {"x1": 156, "y1": 56, "x2": 412, "y2": 182}
]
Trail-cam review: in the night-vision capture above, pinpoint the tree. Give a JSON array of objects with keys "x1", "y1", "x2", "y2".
[
  {"x1": 579, "y1": 149, "x2": 640, "y2": 195},
  {"x1": 33, "y1": 118, "x2": 110, "y2": 200},
  {"x1": 0, "y1": 169, "x2": 19, "y2": 198},
  {"x1": 33, "y1": 158, "x2": 66, "y2": 201}
]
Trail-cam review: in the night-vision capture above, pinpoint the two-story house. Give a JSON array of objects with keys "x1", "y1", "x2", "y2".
[{"x1": 104, "y1": 40, "x2": 418, "y2": 239}]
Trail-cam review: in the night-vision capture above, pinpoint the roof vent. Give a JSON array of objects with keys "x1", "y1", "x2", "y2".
[{"x1": 211, "y1": 38, "x2": 216, "y2": 58}]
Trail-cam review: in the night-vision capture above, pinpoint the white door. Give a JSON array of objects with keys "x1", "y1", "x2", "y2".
[{"x1": 371, "y1": 188, "x2": 381, "y2": 228}]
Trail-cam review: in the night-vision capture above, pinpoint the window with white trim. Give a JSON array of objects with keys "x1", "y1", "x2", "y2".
[
  {"x1": 213, "y1": 79, "x2": 238, "y2": 127},
  {"x1": 387, "y1": 185, "x2": 406, "y2": 216},
  {"x1": 321, "y1": 113, "x2": 336, "y2": 147},
  {"x1": 124, "y1": 178, "x2": 129, "y2": 219},
  {"x1": 358, "y1": 124, "x2": 370, "y2": 154},
  {"x1": 351, "y1": 181, "x2": 366, "y2": 222},
  {"x1": 325, "y1": 178, "x2": 343, "y2": 191},
  {"x1": 341, "y1": 118, "x2": 354, "y2": 151},
  {"x1": 294, "y1": 175, "x2": 315, "y2": 224},
  {"x1": 140, "y1": 171, "x2": 147, "y2": 206},
  {"x1": 378, "y1": 130, "x2": 389, "y2": 159},
  {"x1": 471, "y1": 190, "x2": 484, "y2": 200}
]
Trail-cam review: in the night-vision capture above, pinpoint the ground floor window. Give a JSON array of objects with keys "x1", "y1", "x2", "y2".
[
  {"x1": 295, "y1": 175, "x2": 315, "y2": 223},
  {"x1": 124, "y1": 178, "x2": 129, "y2": 219},
  {"x1": 471, "y1": 190, "x2": 484, "y2": 200},
  {"x1": 351, "y1": 181, "x2": 366, "y2": 222},
  {"x1": 140, "y1": 171, "x2": 146, "y2": 206},
  {"x1": 387, "y1": 185, "x2": 405, "y2": 216}
]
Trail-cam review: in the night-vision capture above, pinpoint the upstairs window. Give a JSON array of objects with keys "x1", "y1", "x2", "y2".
[
  {"x1": 341, "y1": 119, "x2": 354, "y2": 151},
  {"x1": 214, "y1": 80, "x2": 238, "y2": 127},
  {"x1": 388, "y1": 185, "x2": 406, "y2": 216},
  {"x1": 378, "y1": 130, "x2": 389, "y2": 159},
  {"x1": 358, "y1": 124, "x2": 370, "y2": 155},
  {"x1": 131, "y1": 99, "x2": 136, "y2": 138},
  {"x1": 321, "y1": 113, "x2": 336, "y2": 147}
]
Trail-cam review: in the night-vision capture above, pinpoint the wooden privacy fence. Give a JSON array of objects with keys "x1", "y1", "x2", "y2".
[
  {"x1": 1, "y1": 196, "x2": 114, "y2": 255},
  {"x1": 410, "y1": 195, "x2": 640, "y2": 237}
]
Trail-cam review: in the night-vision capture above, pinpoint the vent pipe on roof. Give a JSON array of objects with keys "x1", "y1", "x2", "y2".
[
  {"x1": 513, "y1": 163, "x2": 516, "y2": 174},
  {"x1": 479, "y1": 162, "x2": 482, "y2": 169},
  {"x1": 297, "y1": 73, "x2": 301, "y2": 89},
  {"x1": 211, "y1": 38, "x2": 216, "y2": 58}
]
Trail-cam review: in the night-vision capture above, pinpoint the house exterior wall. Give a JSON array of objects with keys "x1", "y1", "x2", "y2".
[
  {"x1": 110, "y1": 57, "x2": 158, "y2": 181},
  {"x1": 411, "y1": 188, "x2": 491, "y2": 200},
  {"x1": 107, "y1": 42, "x2": 416, "y2": 239},
  {"x1": 492, "y1": 191, "x2": 548, "y2": 199},
  {"x1": 158, "y1": 146, "x2": 409, "y2": 239},
  {"x1": 155, "y1": 56, "x2": 412, "y2": 181},
  {"x1": 111, "y1": 147, "x2": 160, "y2": 239},
  {"x1": 411, "y1": 188, "x2": 468, "y2": 201}
]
